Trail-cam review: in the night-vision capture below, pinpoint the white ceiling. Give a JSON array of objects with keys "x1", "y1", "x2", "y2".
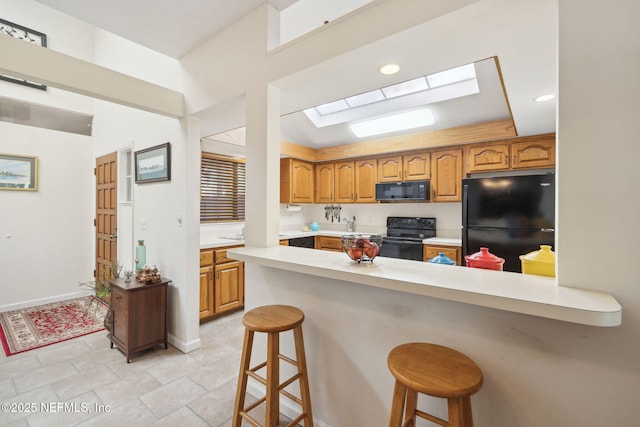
[
  {"x1": 32, "y1": 0, "x2": 557, "y2": 150},
  {"x1": 34, "y1": 0, "x2": 299, "y2": 59}
]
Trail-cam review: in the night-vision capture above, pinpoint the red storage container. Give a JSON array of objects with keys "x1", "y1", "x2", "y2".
[{"x1": 464, "y1": 247, "x2": 505, "y2": 271}]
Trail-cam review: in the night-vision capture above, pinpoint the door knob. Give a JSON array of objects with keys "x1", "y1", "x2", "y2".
[{"x1": 110, "y1": 234, "x2": 117, "y2": 239}]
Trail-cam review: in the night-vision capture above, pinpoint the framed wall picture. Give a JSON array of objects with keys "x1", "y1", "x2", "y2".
[
  {"x1": 0, "y1": 153, "x2": 38, "y2": 191},
  {"x1": 134, "y1": 143, "x2": 171, "y2": 183}
]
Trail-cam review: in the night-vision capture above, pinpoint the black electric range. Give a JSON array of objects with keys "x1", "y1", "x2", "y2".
[{"x1": 378, "y1": 217, "x2": 436, "y2": 261}]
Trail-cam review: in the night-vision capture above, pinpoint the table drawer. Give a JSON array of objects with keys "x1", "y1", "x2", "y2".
[{"x1": 111, "y1": 286, "x2": 128, "y2": 312}]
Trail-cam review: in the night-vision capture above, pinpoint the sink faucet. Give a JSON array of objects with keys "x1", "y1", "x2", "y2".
[{"x1": 344, "y1": 216, "x2": 356, "y2": 232}]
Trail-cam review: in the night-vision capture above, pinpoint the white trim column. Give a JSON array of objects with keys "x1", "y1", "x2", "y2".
[{"x1": 245, "y1": 83, "x2": 281, "y2": 247}]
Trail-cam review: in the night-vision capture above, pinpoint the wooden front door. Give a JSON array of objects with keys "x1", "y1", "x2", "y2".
[{"x1": 96, "y1": 152, "x2": 118, "y2": 281}]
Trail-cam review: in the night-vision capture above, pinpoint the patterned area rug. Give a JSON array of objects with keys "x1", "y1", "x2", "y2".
[{"x1": 0, "y1": 296, "x2": 108, "y2": 356}]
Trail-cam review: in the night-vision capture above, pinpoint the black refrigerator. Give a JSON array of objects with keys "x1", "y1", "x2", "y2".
[{"x1": 462, "y1": 173, "x2": 555, "y2": 273}]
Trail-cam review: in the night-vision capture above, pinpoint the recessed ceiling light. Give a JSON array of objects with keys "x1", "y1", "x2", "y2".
[
  {"x1": 534, "y1": 94, "x2": 555, "y2": 102},
  {"x1": 380, "y1": 64, "x2": 400, "y2": 75}
]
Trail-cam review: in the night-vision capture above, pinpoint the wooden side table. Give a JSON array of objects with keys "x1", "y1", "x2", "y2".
[{"x1": 108, "y1": 277, "x2": 170, "y2": 362}]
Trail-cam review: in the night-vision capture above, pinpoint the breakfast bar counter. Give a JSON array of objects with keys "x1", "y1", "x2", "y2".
[
  {"x1": 228, "y1": 245, "x2": 620, "y2": 327},
  {"x1": 228, "y1": 245, "x2": 623, "y2": 426}
]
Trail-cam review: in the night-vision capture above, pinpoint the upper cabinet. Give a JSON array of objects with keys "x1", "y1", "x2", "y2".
[
  {"x1": 280, "y1": 158, "x2": 314, "y2": 203},
  {"x1": 377, "y1": 151, "x2": 430, "y2": 182},
  {"x1": 280, "y1": 133, "x2": 555, "y2": 205},
  {"x1": 511, "y1": 135, "x2": 555, "y2": 169},
  {"x1": 315, "y1": 162, "x2": 334, "y2": 204},
  {"x1": 403, "y1": 152, "x2": 431, "y2": 181},
  {"x1": 334, "y1": 160, "x2": 355, "y2": 203},
  {"x1": 315, "y1": 159, "x2": 377, "y2": 203},
  {"x1": 431, "y1": 148, "x2": 463, "y2": 202},
  {"x1": 464, "y1": 133, "x2": 555, "y2": 174},
  {"x1": 354, "y1": 158, "x2": 377, "y2": 203}
]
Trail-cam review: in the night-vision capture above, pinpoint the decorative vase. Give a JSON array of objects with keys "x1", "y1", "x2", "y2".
[{"x1": 135, "y1": 240, "x2": 146, "y2": 271}]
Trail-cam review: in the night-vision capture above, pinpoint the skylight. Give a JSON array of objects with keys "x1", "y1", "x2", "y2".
[
  {"x1": 349, "y1": 108, "x2": 435, "y2": 138},
  {"x1": 303, "y1": 62, "x2": 478, "y2": 130},
  {"x1": 426, "y1": 64, "x2": 476, "y2": 88},
  {"x1": 381, "y1": 77, "x2": 429, "y2": 99}
]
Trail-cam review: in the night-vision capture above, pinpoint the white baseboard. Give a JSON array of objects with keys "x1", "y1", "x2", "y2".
[
  {"x1": 0, "y1": 290, "x2": 93, "y2": 313},
  {"x1": 246, "y1": 378, "x2": 331, "y2": 427},
  {"x1": 167, "y1": 332, "x2": 202, "y2": 353}
]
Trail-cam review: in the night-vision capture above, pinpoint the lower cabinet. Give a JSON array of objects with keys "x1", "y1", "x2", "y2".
[
  {"x1": 109, "y1": 277, "x2": 168, "y2": 362},
  {"x1": 200, "y1": 245, "x2": 244, "y2": 321},
  {"x1": 423, "y1": 244, "x2": 462, "y2": 266},
  {"x1": 315, "y1": 235, "x2": 343, "y2": 252}
]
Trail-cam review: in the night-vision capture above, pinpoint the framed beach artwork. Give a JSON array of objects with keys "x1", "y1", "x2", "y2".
[
  {"x1": 135, "y1": 143, "x2": 171, "y2": 184},
  {"x1": 0, "y1": 153, "x2": 38, "y2": 191}
]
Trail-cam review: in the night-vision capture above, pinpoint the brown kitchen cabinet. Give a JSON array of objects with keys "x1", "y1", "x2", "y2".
[
  {"x1": 314, "y1": 162, "x2": 335, "y2": 203},
  {"x1": 423, "y1": 244, "x2": 462, "y2": 266},
  {"x1": 354, "y1": 158, "x2": 377, "y2": 202},
  {"x1": 377, "y1": 152, "x2": 430, "y2": 183},
  {"x1": 200, "y1": 245, "x2": 244, "y2": 322},
  {"x1": 430, "y1": 148, "x2": 463, "y2": 202},
  {"x1": 315, "y1": 235, "x2": 343, "y2": 252},
  {"x1": 511, "y1": 134, "x2": 555, "y2": 169},
  {"x1": 315, "y1": 159, "x2": 376, "y2": 204},
  {"x1": 280, "y1": 158, "x2": 314, "y2": 203},
  {"x1": 464, "y1": 134, "x2": 556, "y2": 174},
  {"x1": 334, "y1": 160, "x2": 355, "y2": 203},
  {"x1": 109, "y1": 277, "x2": 169, "y2": 363}
]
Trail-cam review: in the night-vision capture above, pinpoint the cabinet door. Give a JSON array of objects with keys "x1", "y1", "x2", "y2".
[
  {"x1": 215, "y1": 261, "x2": 244, "y2": 314},
  {"x1": 334, "y1": 160, "x2": 355, "y2": 203},
  {"x1": 431, "y1": 148, "x2": 463, "y2": 202},
  {"x1": 377, "y1": 155, "x2": 402, "y2": 182},
  {"x1": 199, "y1": 266, "x2": 214, "y2": 319},
  {"x1": 280, "y1": 158, "x2": 314, "y2": 203},
  {"x1": 423, "y1": 245, "x2": 461, "y2": 265},
  {"x1": 110, "y1": 287, "x2": 128, "y2": 344},
  {"x1": 465, "y1": 143, "x2": 510, "y2": 173},
  {"x1": 403, "y1": 152, "x2": 430, "y2": 181},
  {"x1": 511, "y1": 138, "x2": 555, "y2": 169},
  {"x1": 355, "y1": 158, "x2": 377, "y2": 203},
  {"x1": 291, "y1": 160, "x2": 315, "y2": 203},
  {"x1": 315, "y1": 236, "x2": 343, "y2": 252},
  {"x1": 315, "y1": 162, "x2": 334, "y2": 203}
]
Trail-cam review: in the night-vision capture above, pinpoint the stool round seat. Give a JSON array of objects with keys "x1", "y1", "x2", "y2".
[
  {"x1": 242, "y1": 304, "x2": 304, "y2": 333},
  {"x1": 388, "y1": 343, "x2": 483, "y2": 398},
  {"x1": 233, "y1": 305, "x2": 313, "y2": 427},
  {"x1": 387, "y1": 342, "x2": 483, "y2": 427}
]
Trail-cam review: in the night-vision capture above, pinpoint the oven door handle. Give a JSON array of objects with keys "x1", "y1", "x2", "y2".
[{"x1": 383, "y1": 238, "x2": 424, "y2": 245}]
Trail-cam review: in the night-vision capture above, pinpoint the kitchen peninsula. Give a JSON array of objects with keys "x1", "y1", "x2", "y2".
[
  {"x1": 229, "y1": 246, "x2": 620, "y2": 326},
  {"x1": 227, "y1": 245, "x2": 622, "y2": 426}
]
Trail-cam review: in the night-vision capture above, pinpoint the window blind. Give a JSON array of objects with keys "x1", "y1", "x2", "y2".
[{"x1": 201, "y1": 153, "x2": 245, "y2": 222}]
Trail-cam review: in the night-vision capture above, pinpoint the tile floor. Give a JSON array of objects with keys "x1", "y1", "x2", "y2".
[{"x1": 0, "y1": 309, "x2": 296, "y2": 426}]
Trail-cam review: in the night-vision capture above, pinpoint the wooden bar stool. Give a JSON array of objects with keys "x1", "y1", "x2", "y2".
[
  {"x1": 233, "y1": 305, "x2": 314, "y2": 427},
  {"x1": 387, "y1": 343, "x2": 483, "y2": 427}
]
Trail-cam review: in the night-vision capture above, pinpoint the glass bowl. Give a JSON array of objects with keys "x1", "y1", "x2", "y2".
[{"x1": 340, "y1": 234, "x2": 383, "y2": 263}]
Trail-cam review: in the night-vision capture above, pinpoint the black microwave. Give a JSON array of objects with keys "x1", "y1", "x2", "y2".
[{"x1": 375, "y1": 180, "x2": 430, "y2": 202}]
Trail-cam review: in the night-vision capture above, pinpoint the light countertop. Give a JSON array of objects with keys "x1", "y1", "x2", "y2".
[
  {"x1": 200, "y1": 230, "x2": 384, "y2": 249},
  {"x1": 227, "y1": 245, "x2": 621, "y2": 327},
  {"x1": 201, "y1": 231, "x2": 460, "y2": 249},
  {"x1": 423, "y1": 237, "x2": 462, "y2": 246}
]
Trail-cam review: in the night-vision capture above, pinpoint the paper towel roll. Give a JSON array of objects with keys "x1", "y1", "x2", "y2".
[{"x1": 285, "y1": 204, "x2": 302, "y2": 212}]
